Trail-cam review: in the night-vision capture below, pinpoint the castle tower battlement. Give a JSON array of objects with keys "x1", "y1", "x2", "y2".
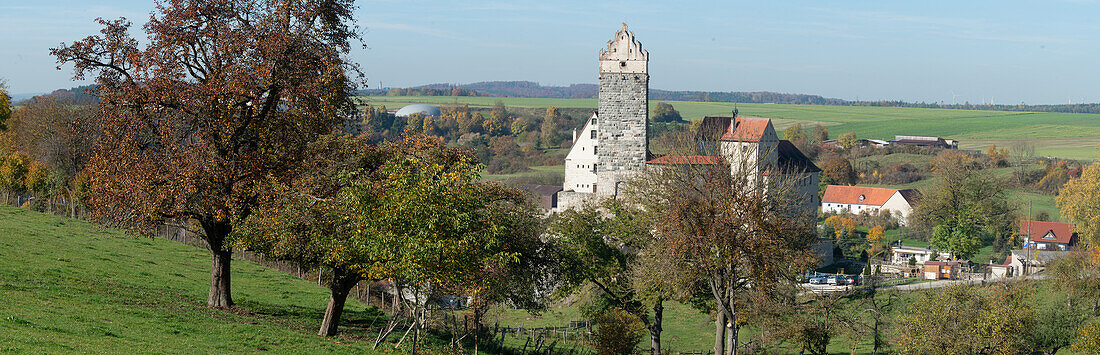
[{"x1": 595, "y1": 23, "x2": 649, "y2": 197}]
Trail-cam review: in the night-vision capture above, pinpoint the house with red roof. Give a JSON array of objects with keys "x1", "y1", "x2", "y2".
[
  {"x1": 1019, "y1": 220, "x2": 1077, "y2": 250},
  {"x1": 821, "y1": 185, "x2": 920, "y2": 225}
]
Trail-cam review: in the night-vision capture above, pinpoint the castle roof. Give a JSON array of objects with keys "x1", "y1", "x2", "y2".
[
  {"x1": 646, "y1": 154, "x2": 723, "y2": 165},
  {"x1": 1019, "y1": 220, "x2": 1075, "y2": 245},
  {"x1": 775, "y1": 140, "x2": 822, "y2": 173},
  {"x1": 721, "y1": 117, "x2": 772, "y2": 142}
]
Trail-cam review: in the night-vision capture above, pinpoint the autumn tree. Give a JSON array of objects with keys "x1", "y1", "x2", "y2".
[
  {"x1": 2, "y1": 98, "x2": 97, "y2": 214},
  {"x1": 820, "y1": 156, "x2": 858, "y2": 185},
  {"x1": 837, "y1": 131, "x2": 859, "y2": 149},
  {"x1": 631, "y1": 134, "x2": 818, "y2": 355},
  {"x1": 910, "y1": 166, "x2": 1013, "y2": 258},
  {"x1": 540, "y1": 106, "x2": 564, "y2": 147},
  {"x1": 0, "y1": 83, "x2": 10, "y2": 131},
  {"x1": 1010, "y1": 141, "x2": 1037, "y2": 186},
  {"x1": 895, "y1": 284, "x2": 1034, "y2": 354},
  {"x1": 550, "y1": 199, "x2": 669, "y2": 355},
  {"x1": 370, "y1": 138, "x2": 543, "y2": 351},
  {"x1": 1058, "y1": 162, "x2": 1100, "y2": 246},
  {"x1": 866, "y1": 225, "x2": 887, "y2": 258},
  {"x1": 52, "y1": 0, "x2": 361, "y2": 308},
  {"x1": 0, "y1": 151, "x2": 29, "y2": 205},
  {"x1": 651, "y1": 102, "x2": 683, "y2": 123},
  {"x1": 810, "y1": 125, "x2": 828, "y2": 144},
  {"x1": 783, "y1": 123, "x2": 806, "y2": 142},
  {"x1": 483, "y1": 100, "x2": 510, "y2": 136}
]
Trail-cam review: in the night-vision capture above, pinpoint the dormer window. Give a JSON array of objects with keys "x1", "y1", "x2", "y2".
[
  {"x1": 858, "y1": 195, "x2": 866, "y2": 202},
  {"x1": 620, "y1": 61, "x2": 626, "y2": 68}
]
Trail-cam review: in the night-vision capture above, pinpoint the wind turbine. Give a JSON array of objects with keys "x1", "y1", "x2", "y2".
[{"x1": 950, "y1": 90, "x2": 961, "y2": 105}]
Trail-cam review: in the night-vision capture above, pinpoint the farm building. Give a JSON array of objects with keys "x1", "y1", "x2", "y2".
[
  {"x1": 821, "y1": 185, "x2": 920, "y2": 225},
  {"x1": 889, "y1": 135, "x2": 958, "y2": 149},
  {"x1": 1019, "y1": 220, "x2": 1077, "y2": 250},
  {"x1": 923, "y1": 260, "x2": 962, "y2": 280},
  {"x1": 820, "y1": 138, "x2": 890, "y2": 148}
]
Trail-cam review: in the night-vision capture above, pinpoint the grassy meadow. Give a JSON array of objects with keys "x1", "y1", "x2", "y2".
[
  {"x1": 0, "y1": 204, "x2": 419, "y2": 353},
  {"x1": 361, "y1": 96, "x2": 1100, "y2": 160}
]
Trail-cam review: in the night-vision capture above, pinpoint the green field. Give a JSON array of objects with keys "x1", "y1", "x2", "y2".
[
  {"x1": 361, "y1": 96, "x2": 1100, "y2": 160},
  {"x1": 0, "y1": 205, "x2": 424, "y2": 353}
]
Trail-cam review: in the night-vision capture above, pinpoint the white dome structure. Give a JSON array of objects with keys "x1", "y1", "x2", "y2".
[{"x1": 395, "y1": 104, "x2": 441, "y2": 117}]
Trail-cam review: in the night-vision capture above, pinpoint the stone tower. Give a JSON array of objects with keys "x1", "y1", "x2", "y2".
[{"x1": 596, "y1": 23, "x2": 649, "y2": 196}]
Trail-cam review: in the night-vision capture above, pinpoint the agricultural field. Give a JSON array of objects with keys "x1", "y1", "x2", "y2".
[{"x1": 360, "y1": 96, "x2": 1100, "y2": 160}]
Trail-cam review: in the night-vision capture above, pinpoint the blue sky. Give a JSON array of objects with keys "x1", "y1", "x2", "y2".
[{"x1": 3, "y1": 0, "x2": 1099, "y2": 104}]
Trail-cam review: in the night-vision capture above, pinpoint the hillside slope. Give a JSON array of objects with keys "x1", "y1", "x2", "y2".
[{"x1": 0, "y1": 205, "x2": 390, "y2": 353}]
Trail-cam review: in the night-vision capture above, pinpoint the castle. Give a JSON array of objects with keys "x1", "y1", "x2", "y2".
[{"x1": 558, "y1": 24, "x2": 822, "y2": 215}]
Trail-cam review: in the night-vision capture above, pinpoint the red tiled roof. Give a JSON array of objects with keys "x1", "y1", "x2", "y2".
[
  {"x1": 1020, "y1": 220, "x2": 1075, "y2": 244},
  {"x1": 721, "y1": 117, "x2": 771, "y2": 142},
  {"x1": 821, "y1": 185, "x2": 899, "y2": 206},
  {"x1": 646, "y1": 154, "x2": 723, "y2": 165}
]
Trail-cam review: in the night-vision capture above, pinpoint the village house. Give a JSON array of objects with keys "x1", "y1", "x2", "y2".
[
  {"x1": 1019, "y1": 220, "x2": 1077, "y2": 250},
  {"x1": 890, "y1": 245, "x2": 949, "y2": 265},
  {"x1": 1009, "y1": 249, "x2": 1068, "y2": 276},
  {"x1": 821, "y1": 185, "x2": 920, "y2": 225}
]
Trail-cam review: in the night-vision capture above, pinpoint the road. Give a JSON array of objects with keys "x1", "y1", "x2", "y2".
[{"x1": 800, "y1": 273, "x2": 1047, "y2": 294}]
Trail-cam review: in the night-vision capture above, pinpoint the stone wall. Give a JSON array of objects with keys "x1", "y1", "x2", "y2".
[{"x1": 595, "y1": 72, "x2": 649, "y2": 197}]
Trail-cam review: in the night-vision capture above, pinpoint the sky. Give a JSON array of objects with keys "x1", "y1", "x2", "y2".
[{"x1": 3, "y1": 0, "x2": 1100, "y2": 104}]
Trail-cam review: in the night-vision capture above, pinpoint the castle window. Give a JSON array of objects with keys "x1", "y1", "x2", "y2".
[
  {"x1": 593, "y1": 146, "x2": 598, "y2": 155},
  {"x1": 592, "y1": 163, "x2": 598, "y2": 173},
  {"x1": 591, "y1": 130, "x2": 597, "y2": 139},
  {"x1": 619, "y1": 61, "x2": 626, "y2": 68}
]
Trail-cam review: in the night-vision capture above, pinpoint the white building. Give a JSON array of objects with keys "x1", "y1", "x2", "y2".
[
  {"x1": 891, "y1": 245, "x2": 948, "y2": 265},
  {"x1": 563, "y1": 113, "x2": 599, "y2": 194},
  {"x1": 821, "y1": 185, "x2": 919, "y2": 225}
]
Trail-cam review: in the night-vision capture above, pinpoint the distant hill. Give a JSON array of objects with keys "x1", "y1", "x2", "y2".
[
  {"x1": 17, "y1": 84, "x2": 99, "y2": 105},
  {"x1": 366, "y1": 81, "x2": 842, "y2": 105}
]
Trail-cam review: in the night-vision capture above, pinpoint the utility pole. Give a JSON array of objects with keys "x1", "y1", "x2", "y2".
[{"x1": 1025, "y1": 201, "x2": 1032, "y2": 277}]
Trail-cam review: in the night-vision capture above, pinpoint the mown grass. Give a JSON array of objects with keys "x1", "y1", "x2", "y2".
[
  {"x1": 361, "y1": 96, "x2": 1100, "y2": 160},
  {"x1": 0, "y1": 204, "x2": 437, "y2": 353}
]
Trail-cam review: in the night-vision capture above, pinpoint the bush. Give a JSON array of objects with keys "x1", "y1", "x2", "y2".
[{"x1": 591, "y1": 309, "x2": 644, "y2": 355}]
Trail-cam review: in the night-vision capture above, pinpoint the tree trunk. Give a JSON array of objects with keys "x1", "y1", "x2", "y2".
[
  {"x1": 727, "y1": 291, "x2": 737, "y2": 355},
  {"x1": 649, "y1": 297, "x2": 663, "y2": 355},
  {"x1": 204, "y1": 222, "x2": 233, "y2": 308},
  {"x1": 714, "y1": 311, "x2": 726, "y2": 355},
  {"x1": 319, "y1": 267, "x2": 362, "y2": 336}
]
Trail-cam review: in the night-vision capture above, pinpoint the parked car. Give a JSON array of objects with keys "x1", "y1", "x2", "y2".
[
  {"x1": 826, "y1": 275, "x2": 839, "y2": 285},
  {"x1": 809, "y1": 276, "x2": 828, "y2": 284}
]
